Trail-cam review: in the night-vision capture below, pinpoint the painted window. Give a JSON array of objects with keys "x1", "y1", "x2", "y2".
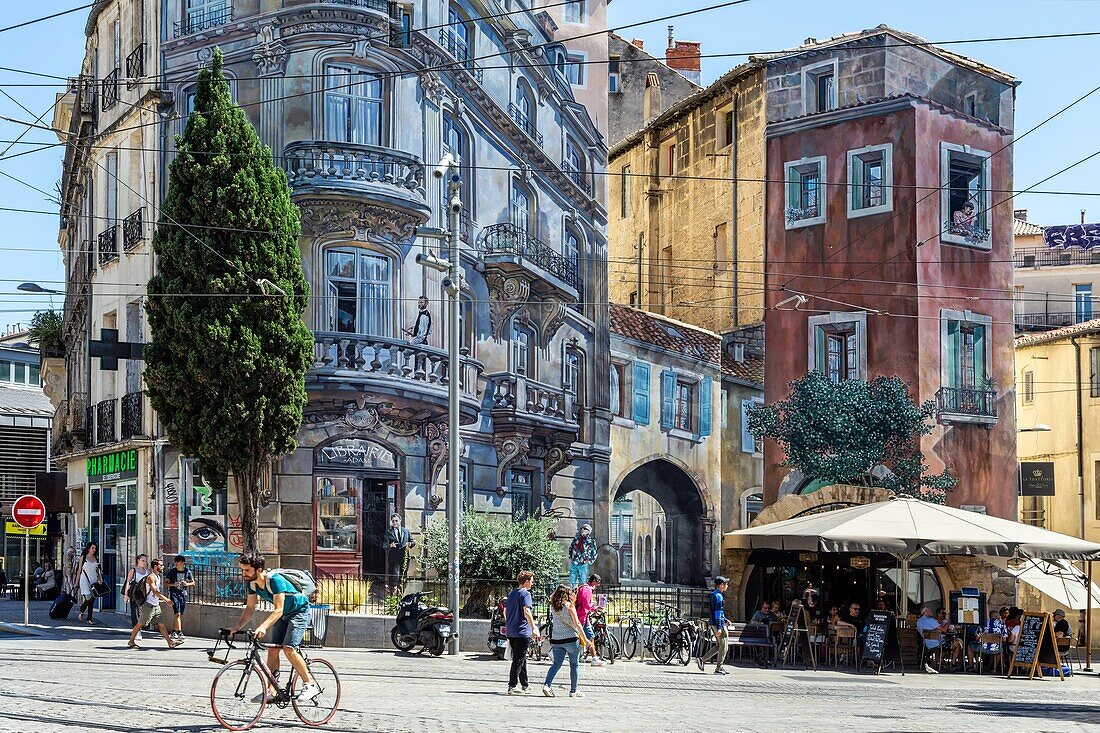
[
  {"x1": 566, "y1": 53, "x2": 586, "y2": 86},
  {"x1": 803, "y1": 62, "x2": 838, "y2": 114},
  {"x1": 1076, "y1": 284, "x2": 1093, "y2": 323},
  {"x1": 185, "y1": 0, "x2": 227, "y2": 28},
  {"x1": 673, "y1": 379, "x2": 693, "y2": 431},
  {"x1": 816, "y1": 71, "x2": 836, "y2": 112},
  {"x1": 514, "y1": 81, "x2": 536, "y2": 136},
  {"x1": 324, "y1": 64, "x2": 384, "y2": 146},
  {"x1": 1090, "y1": 347, "x2": 1100, "y2": 398},
  {"x1": 563, "y1": 0, "x2": 585, "y2": 23},
  {"x1": 940, "y1": 309, "x2": 994, "y2": 419},
  {"x1": 509, "y1": 469, "x2": 534, "y2": 521},
  {"x1": 511, "y1": 321, "x2": 534, "y2": 376},
  {"x1": 446, "y1": 6, "x2": 471, "y2": 61},
  {"x1": 784, "y1": 156, "x2": 826, "y2": 228},
  {"x1": 610, "y1": 361, "x2": 627, "y2": 417},
  {"x1": 563, "y1": 349, "x2": 581, "y2": 397},
  {"x1": 847, "y1": 144, "x2": 892, "y2": 218},
  {"x1": 564, "y1": 229, "x2": 581, "y2": 287},
  {"x1": 510, "y1": 178, "x2": 533, "y2": 233},
  {"x1": 741, "y1": 398, "x2": 763, "y2": 454},
  {"x1": 941, "y1": 143, "x2": 992, "y2": 247},
  {"x1": 632, "y1": 361, "x2": 650, "y2": 425},
  {"x1": 315, "y1": 476, "x2": 359, "y2": 552},
  {"x1": 325, "y1": 248, "x2": 393, "y2": 337},
  {"x1": 809, "y1": 313, "x2": 865, "y2": 383}
]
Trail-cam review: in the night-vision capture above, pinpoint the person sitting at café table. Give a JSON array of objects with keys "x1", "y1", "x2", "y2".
[
  {"x1": 769, "y1": 600, "x2": 785, "y2": 620},
  {"x1": 1052, "y1": 609, "x2": 1072, "y2": 639},
  {"x1": 916, "y1": 605, "x2": 962, "y2": 673},
  {"x1": 966, "y1": 607, "x2": 1005, "y2": 672},
  {"x1": 750, "y1": 600, "x2": 773, "y2": 624},
  {"x1": 838, "y1": 602, "x2": 863, "y2": 628}
]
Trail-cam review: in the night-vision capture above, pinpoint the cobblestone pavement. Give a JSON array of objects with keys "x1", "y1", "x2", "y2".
[{"x1": 0, "y1": 603, "x2": 1098, "y2": 733}]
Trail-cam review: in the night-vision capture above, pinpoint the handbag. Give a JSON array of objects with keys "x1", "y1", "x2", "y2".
[{"x1": 91, "y1": 581, "x2": 111, "y2": 598}]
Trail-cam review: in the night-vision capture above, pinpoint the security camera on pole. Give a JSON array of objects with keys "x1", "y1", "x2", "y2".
[{"x1": 416, "y1": 153, "x2": 463, "y2": 654}]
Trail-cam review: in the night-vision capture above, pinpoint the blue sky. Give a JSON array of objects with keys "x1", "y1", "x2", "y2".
[{"x1": 2, "y1": 0, "x2": 1099, "y2": 331}]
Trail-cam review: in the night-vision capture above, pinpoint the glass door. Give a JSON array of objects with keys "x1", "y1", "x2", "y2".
[
  {"x1": 361, "y1": 478, "x2": 398, "y2": 578},
  {"x1": 113, "y1": 483, "x2": 137, "y2": 610}
]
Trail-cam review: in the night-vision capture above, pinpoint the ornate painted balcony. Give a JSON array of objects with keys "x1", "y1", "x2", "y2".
[
  {"x1": 310, "y1": 332, "x2": 483, "y2": 424},
  {"x1": 95, "y1": 398, "x2": 117, "y2": 446},
  {"x1": 174, "y1": 5, "x2": 234, "y2": 38},
  {"x1": 121, "y1": 391, "x2": 143, "y2": 439},
  {"x1": 478, "y1": 223, "x2": 580, "y2": 301},
  {"x1": 489, "y1": 373, "x2": 580, "y2": 441},
  {"x1": 283, "y1": 141, "x2": 430, "y2": 222},
  {"x1": 936, "y1": 385, "x2": 997, "y2": 426}
]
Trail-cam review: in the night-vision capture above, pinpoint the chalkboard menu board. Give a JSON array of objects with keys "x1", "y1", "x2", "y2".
[
  {"x1": 1008, "y1": 612, "x2": 1064, "y2": 680},
  {"x1": 862, "y1": 610, "x2": 892, "y2": 665},
  {"x1": 776, "y1": 600, "x2": 802, "y2": 663}
]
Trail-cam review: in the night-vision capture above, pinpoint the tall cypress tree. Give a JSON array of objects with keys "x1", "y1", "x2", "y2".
[{"x1": 145, "y1": 49, "x2": 312, "y2": 552}]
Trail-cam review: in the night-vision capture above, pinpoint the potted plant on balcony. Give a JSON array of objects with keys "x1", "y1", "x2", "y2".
[{"x1": 29, "y1": 309, "x2": 67, "y2": 406}]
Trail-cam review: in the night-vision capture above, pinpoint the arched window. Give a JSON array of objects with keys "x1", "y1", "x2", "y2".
[
  {"x1": 510, "y1": 178, "x2": 533, "y2": 234},
  {"x1": 325, "y1": 247, "x2": 394, "y2": 337},
  {"x1": 555, "y1": 50, "x2": 567, "y2": 77},
  {"x1": 511, "y1": 320, "x2": 535, "y2": 376},
  {"x1": 442, "y1": 112, "x2": 473, "y2": 219},
  {"x1": 324, "y1": 64, "x2": 385, "y2": 146},
  {"x1": 514, "y1": 80, "x2": 536, "y2": 137}
]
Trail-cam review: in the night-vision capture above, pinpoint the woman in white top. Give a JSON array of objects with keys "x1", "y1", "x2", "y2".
[
  {"x1": 541, "y1": 584, "x2": 596, "y2": 698},
  {"x1": 76, "y1": 542, "x2": 103, "y2": 624},
  {"x1": 123, "y1": 554, "x2": 150, "y2": 627}
]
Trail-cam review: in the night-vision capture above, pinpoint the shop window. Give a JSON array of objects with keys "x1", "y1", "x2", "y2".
[
  {"x1": 316, "y1": 476, "x2": 359, "y2": 552},
  {"x1": 808, "y1": 312, "x2": 867, "y2": 383},
  {"x1": 325, "y1": 247, "x2": 394, "y2": 336},
  {"x1": 847, "y1": 144, "x2": 892, "y2": 218},
  {"x1": 784, "y1": 156, "x2": 826, "y2": 229},
  {"x1": 941, "y1": 142, "x2": 992, "y2": 248}
]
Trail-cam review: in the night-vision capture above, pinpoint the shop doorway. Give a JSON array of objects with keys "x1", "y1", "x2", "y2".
[{"x1": 362, "y1": 478, "x2": 398, "y2": 577}]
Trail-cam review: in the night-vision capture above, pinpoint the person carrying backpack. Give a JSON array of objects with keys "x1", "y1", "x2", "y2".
[
  {"x1": 165, "y1": 555, "x2": 195, "y2": 642},
  {"x1": 123, "y1": 554, "x2": 150, "y2": 629},
  {"x1": 127, "y1": 558, "x2": 182, "y2": 649},
  {"x1": 228, "y1": 552, "x2": 321, "y2": 703}
]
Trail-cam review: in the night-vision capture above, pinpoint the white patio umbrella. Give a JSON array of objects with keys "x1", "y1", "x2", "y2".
[{"x1": 723, "y1": 496, "x2": 1100, "y2": 623}]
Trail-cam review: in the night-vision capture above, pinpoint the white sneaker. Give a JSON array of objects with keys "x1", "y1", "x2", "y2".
[
  {"x1": 507, "y1": 687, "x2": 522, "y2": 696},
  {"x1": 542, "y1": 685, "x2": 555, "y2": 697},
  {"x1": 521, "y1": 687, "x2": 531, "y2": 695},
  {"x1": 589, "y1": 658, "x2": 606, "y2": 667},
  {"x1": 569, "y1": 691, "x2": 584, "y2": 698},
  {"x1": 297, "y1": 683, "x2": 321, "y2": 702}
]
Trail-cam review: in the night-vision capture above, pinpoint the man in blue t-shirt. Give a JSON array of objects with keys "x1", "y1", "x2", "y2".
[
  {"x1": 700, "y1": 576, "x2": 731, "y2": 675},
  {"x1": 229, "y1": 552, "x2": 320, "y2": 703},
  {"x1": 502, "y1": 570, "x2": 536, "y2": 695}
]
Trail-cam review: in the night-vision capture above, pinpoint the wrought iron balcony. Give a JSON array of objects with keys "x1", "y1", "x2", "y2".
[
  {"x1": 121, "y1": 391, "x2": 143, "y2": 439},
  {"x1": 125, "y1": 44, "x2": 145, "y2": 90},
  {"x1": 174, "y1": 5, "x2": 234, "y2": 38},
  {"x1": 490, "y1": 373, "x2": 580, "y2": 435},
  {"x1": 936, "y1": 385, "x2": 997, "y2": 424},
  {"x1": 95, "y1": 398, "x2": 117, "y2": 446},
  {"x1": 68, "y1": 75, "x2": 96, "y2": 117},
  {"x1": 561, "y1": 161, "x2": 591, "y2": 195},
  {"x1": 283, "y1": 141, "x2": 428, "y2": 214},
  {"x1": 98, "y1": 225, "x2": 119, "y2": 266},
  {"x1": 311, "y1": 332, "x2": 483, "y2": 424},
  {"x1": 123, "y1": 208, "x2": 144, "y2": 250},
  {"x1": 479, "y1": 223, "x2": 580, "y2": 293},
  {"x1": 438, "y1": 28, "x2": 484, "y2": 82},
  {"x1": 101, "y1": 68, "x2": 120, "y2": 112},
  {"x1": 1014, "y1": 312, "x2": 1077, "y2": 331},
  {"x1": 508, "y1": 104, "x2": 543, "y2": 146},
  {"x1": 1015, "y1": 247, "x2": 1100, "y2": 268}
]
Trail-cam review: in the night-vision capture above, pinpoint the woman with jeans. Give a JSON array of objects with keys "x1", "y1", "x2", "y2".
[
  {"x1": 542, "y1": 585, "x2": 595, "y2": 698},
  {"x1": 76, "y1": 542, "x2": 102, "y2": 625}
]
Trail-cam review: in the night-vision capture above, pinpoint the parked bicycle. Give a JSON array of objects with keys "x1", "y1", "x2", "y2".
[
  {"x1": 651, "y1": 602, "x2": 696, "y2": 666},
  {"x1": 527, "y1": 612, "x2": 551, "y2": 662},
  {"x1": 588, "y1": 609, "x2": 618, "y2": 663},
  {"x1": 208, "y1": 628, "x2": 341, "y2": 731}
]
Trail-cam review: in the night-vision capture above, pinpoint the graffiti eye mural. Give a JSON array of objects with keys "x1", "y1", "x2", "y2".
[{"x1": 188, "y1": 516, "x2": 227, "y2": 549}]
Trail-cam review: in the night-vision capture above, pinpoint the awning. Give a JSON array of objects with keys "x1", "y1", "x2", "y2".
[{"x1": 989, "y1": 558, "x2": 1100, "y2": 611}]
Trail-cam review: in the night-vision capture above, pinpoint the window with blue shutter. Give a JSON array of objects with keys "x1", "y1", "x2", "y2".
[
  {"x1": 741, "y1": 398, "x2": 761, "y2": 453},
  {"x1": 632, "y1": 362, "x2": 650, "y2": 425},
  {"x1": 660, "y1": 370, "x2": 676, "y2": 430},
  {"x1": 699, "y1": 377, "x2": 713, "y2": 437}
]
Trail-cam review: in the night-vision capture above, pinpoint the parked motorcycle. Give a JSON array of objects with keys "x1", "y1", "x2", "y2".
[
  {"x1": 390, "y1": 591, "x2": 455, "y2": 656},
  {"x1": 487, "y1": 597, "x2": 508, "y2": 660}
]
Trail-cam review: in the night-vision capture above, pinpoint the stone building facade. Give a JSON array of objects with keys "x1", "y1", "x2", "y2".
[{"x1": 606, "y1": 32, "x2": 700, "y2": 146}]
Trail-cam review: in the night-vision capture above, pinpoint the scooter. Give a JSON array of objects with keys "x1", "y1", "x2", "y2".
[
  {"x1": 487, "y1": 597, "x2": 508, "y2": 660},
  {"x1": 390, "y1": 591, "x2": 455, "y2": 657}
]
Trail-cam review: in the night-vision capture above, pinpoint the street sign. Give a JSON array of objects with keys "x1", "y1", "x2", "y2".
[
  {"x1": 4, "y1": 521, "x2": 45, "y2": 537},
  {"x1": 1020, "y1": 461, "x2": 1056, "y2": 496},
  {"x1": 11, "y1": 494, "x2": 46, "y2": 529}
]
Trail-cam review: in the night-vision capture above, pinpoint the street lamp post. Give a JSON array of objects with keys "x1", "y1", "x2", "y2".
[{"x1": 417, "y1": 155, "x2": 463, "y2": 654}]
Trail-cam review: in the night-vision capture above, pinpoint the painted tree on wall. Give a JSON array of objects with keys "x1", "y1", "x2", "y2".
[
  {"x1": 747, "y1": 371, "x2": 956, "y2": 502},
  {"x1": 144, "y1": 49, "x2": 312, "y2": 552}
]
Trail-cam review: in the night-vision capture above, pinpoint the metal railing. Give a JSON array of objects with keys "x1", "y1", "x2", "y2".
[
  {"x1": 98, "y1": 225, "x2": 119, "y2": 265},
  {"x1": 490, "y1": 373, "x2": 579, "y2": 427},
  {"x1": 95, "y1": 398, "x2": 117, "y2": 445},
  {"x1": 1014, "y1": 312, "x2": 1077, "y2": 330},
  {"x1": 936, "y1": 385, "x2": 996, "y2": 419},
  {"x1": 174, "y1": 5, "x2": 234, "y2": 38},
  {"x1": 479, "y1": 223, "x2": 580, "y2": 290},
  {"x1": 283, "y1": 141, "x2": 425, "y2": 200},
  {"x1": 312, "y1": 332, "x2": 482, "y2": 401},
  {"x1": 507, "y1": 103, "x2": 543, "y2": 145},
  {"x1": 69, "y1": 75, "x2": 96, "y2": 116},
  {"x1": 438, "y1": 28, "x2": 484, "y2": 82},
  {"x1": 122, "y1": 208, "x2": 144, "y2": 250},
  {"x1": 561, "y1": 160, "x2": 591, "y2": 195},
  {"x1": 1015, "y1": 247, "x2": 1100, "y2": 268},
  {"x1": 125, "y1": 44, "x2": 145, "y2": 89},
  {"x1": 101, "y1": 68, "x2": 120, "y2": 112},
  {"x1": 121, "y1": 391, "x2": 142, "y2": 439}
]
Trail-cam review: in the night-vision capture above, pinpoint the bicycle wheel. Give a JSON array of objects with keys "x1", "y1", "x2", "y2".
[
  {"x1": 603, "y1": 632, "x2": 619, "y2": 664},
  {"x1": 292, "y1": 658, "x2": 341, "y2": 727},
  {"x1": 651, "y1": 629, "x2": 673, "y2": 665},
  {"x1": 678, "y1": 639, "x2": 693, "y2": 666},
  {"x1": 210, "y1": 660, "x2": 266, "y2": 732},
  {"x1": 622, "y1": 627, "x2": 638, "y2": 660}
]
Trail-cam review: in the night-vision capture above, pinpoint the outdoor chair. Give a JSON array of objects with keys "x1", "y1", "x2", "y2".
[
  {"x1": 1055, "y1": 637, "x2": 1077, "y2": 670},
  {"x1": 978, "y1": 633, "x2": 1004, "y2": 675},
  {"x1": 921, "y1": 630, "x2": 943, "y2": 672},
  {"x1": 831, "y1": 625, "x2": 859, "y2": 669}
]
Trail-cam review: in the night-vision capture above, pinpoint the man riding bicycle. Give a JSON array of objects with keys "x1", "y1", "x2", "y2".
[{"x1": 228, "y1": 551, "x2": 320, "y2": 703}]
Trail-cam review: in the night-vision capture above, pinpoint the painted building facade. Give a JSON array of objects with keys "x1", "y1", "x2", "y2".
[
  {"x1": 151, "y1": 0, "x2": 610, "y2": 576},
  {"x1": 606, "y1": 304, "x2": 762, "y2": 586},
  {"x1": 760, "y1": 29, "x2": 1019, "y2": 520}
]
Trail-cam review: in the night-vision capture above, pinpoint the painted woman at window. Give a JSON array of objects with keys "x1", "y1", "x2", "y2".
[{"x1": 952, "y1": 200, "x2": 977, "y2": 234}]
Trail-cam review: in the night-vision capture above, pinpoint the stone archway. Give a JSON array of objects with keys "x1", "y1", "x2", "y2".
[{"x1": 613, "y1": 459, "x2": 708, "y2": 586}]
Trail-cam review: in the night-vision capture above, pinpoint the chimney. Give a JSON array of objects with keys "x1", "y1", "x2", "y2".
[
  {"x1": 1013, "y1": 209, "x2": 1028, "y2": 221},
  {"x1": 664, "y1": 27, "x2": 702, "y2": 85},
  {"x1": 643, "y1": 72, "x2": 663, "y2": 124},
  {"x1": 1083, "y1": 209, "x2": 1088, "y2": 224},
  {"x1": 631, "y1": 38, "x2": 645, "y2": 50}
]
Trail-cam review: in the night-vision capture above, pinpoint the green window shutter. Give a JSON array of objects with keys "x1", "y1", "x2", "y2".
[
  {"x1": 786, "y1": 167, "x2": 800, "y2": 210},
  {"x1": 813, "y1": 325, "x2": 826, "y2": 373},
  {"x1": 945, "y1": 320, "x2": 960, "y2": 388},
  {"x1": 741, "y1": 399, "x2": 756, "y2": 454},
  {"x1": 699, "y1": 377, "x2": 713, "y2": 437},
  {"x1": 660, "y1": 370, "x2": 676, "y2": 430},
  {"x1": 851, "y1": 156, "x2": 864, "y2": 209},
  {"x1": 974, "y1": 324, "x2": 987, "y2": 384},
  {"x1": 632, "y1": 361, "x2": 650, "y2": 425}
]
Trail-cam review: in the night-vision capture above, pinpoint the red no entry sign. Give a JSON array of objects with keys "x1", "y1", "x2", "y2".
[{"x1": 12, "y1": 494, "x2": 45, "y2": 529}]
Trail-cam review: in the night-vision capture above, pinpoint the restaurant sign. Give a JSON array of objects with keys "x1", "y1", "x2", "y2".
[
  {"x1": 87, "y1": 448, "x2": 139, "y2": 483},
  {"x1": 315, "y1": 439, "x2": 397, "y2": 471},
  {"x1": 849, "y1": 556, "x2": 871, "y2": 570},
  {"x1": 1019, "y1": 461, "x2": 1055, "y2": 497}
]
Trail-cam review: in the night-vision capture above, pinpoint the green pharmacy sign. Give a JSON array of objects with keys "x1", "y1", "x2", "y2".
[{"x1": 87, "y1": 448, "x2": 139, "y2": 483}]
